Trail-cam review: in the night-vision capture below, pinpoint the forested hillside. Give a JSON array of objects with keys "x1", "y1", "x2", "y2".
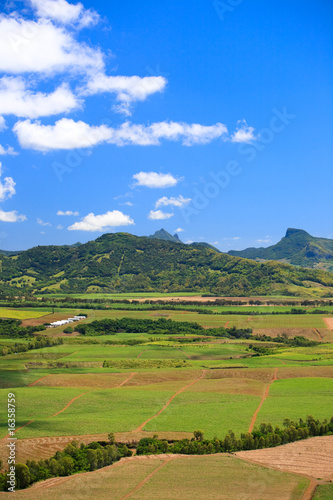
[
  {"x1": 229, "y1": 228, "x2": 333, "y2": 271},
  {"x1": 0, "y1": 232, "x2": 333, "y2": 296}
]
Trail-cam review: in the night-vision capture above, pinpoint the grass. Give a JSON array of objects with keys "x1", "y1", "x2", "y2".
[
  {"x1": 133, "y1": 455, "x2": 309, "y2": 500},
  {"x1": 15, "y1": 387, "x2": 177, "y2": 438},
  {"x1": 257, "y1": 377, "x2": 333, "y2": 425},
  {"x1": 143, "y1": 391, "x2": 261, "y2": 438},
  {"x1": 0, "y1": 454, "x2": 310, "y2": 499},
  {"x1": 0, "y1": 308, "x2": 51, "y2": 320},
  {"x1": 313, "y1": 484, "x2": 333, "y2": 500}
]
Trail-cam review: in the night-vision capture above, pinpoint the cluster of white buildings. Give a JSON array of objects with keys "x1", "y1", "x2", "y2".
[{"x1": 48, "y1": 315, "x2": 86, "y2": 328}]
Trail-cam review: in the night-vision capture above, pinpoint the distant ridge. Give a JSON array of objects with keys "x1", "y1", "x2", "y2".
[
  {"x1": 228, "y1": 228, "x2": 333, "y2": 271},
  {"x1": 148, "y1": 229, "x2": 181, "y2": 243}
]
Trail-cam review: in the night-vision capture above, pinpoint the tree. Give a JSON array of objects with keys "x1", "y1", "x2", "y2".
[
  {"x1": 108, "y1": 432, "x2": 115, "y2": 445},
  {"x1": 15, "y1": 464, "x2": 31, "y2": 489},
  {"x1": 193, "y1": 430, "x2": 204, "y2": 442}
]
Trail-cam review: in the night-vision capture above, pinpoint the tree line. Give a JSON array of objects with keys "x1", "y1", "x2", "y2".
[
  {"x1": 1, "y1": 416, "x2": 331, "y2": 491},
  {"x1": 0, "y1": 436, "x2": 131, "y2": 492},
  {"x1": 136, "y1": 415, "x2": 333, "y2": 455},
  {"x1": 75, "y1": 317, "x2": 252, "y2": 339}
]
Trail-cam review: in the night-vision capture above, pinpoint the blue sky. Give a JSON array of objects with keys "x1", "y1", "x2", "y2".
[{"x1": 0, "y1": 0, "x2": 332, "y2": 251}]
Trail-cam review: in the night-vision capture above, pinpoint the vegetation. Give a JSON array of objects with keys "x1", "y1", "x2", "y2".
[
  {"x1": 0, "y1": 439, "x2": 131, "y2": 491},
  {"x1": 1, "y1": 232, "x2": 333, "y2": 296},
  {"x1": 229, "y1": 228, "x2": 333, "y2": 271},
  {"x1": 0, "y1": 318, "x2": 46, "y2": 339},
  {"x1": 137, "y1": 415, "x2": 333, "y2": 455},
  {"x1": 75, "y1": 317, "x2": 253, "y2": 339},
  {"x1": 1, "y1": 415, "x2": 331, "y2": 491}
]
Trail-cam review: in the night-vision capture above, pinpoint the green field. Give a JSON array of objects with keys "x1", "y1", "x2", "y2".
[
  {"x1": 0, "y1": 308, "x2": 51, "y2": 320},
  {"x1": 0, "y1": 300, "x2": 332, "y2": 495},
  {"x1": 256, "y1": 378, "x2": 333, "y2": 425},
  {"x1": 313, "y1": 485, "x2": 333, "y2": 500}
]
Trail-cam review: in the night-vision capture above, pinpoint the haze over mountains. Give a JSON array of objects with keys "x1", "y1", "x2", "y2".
[
  {"x1": 0, "y1": 231, "x2": 333, "y2": 297},
  {"x1": 228, "y1": 229, "x2": 333, "y2": 271}
]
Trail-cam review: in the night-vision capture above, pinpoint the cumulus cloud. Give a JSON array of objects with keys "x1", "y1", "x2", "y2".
[
  {"x1": 155, "y1": 195, "x2": 191, "y2": 208},
  {"x1": 0, "y1": 117, "x2": 6, "y2": 131},
  {"x1": 174, "y1": 228, "x2": 184, "y2": 233},
  {"x1": 231, "y1": 119, "x2": 257, "y2": 143},
  {"x1": 0, "y1": 77, "x2": 80, "y2": 118},
  {"x1": 0, "y1": 15, "x2": 104, "y2": 75},
  {"x1": 13, "y1": 118, "x2": 228, "y2": 151},
  {"x1": 0, "y1": 163, "x2": 16, "y2": 202},
  {"x1": 37, "y1": 218, "x2": 52, "y2": 226},
  {"x1": 68, "y1": 210, "x2": 134, "y2": 231},
  {"x1": 133, "y1": 172, "x2": 179, "y2": 189},
  {"x1": 85, "y1": 75, "x2": 167, "y2": 115},
  {"x1": 57, "y1": 210, "x2": 79, "y2": 216},
  {"x1": 13, "y1": 118, "x2": 112, "y2": 151},
  {"x1": 30, "y1": 0, "x2": 99, "y2": 28},
  {"x1": 0, "y1": 209, "x2": 26, "y2": 222},
  {"x1": 148, "y1": 210, "x2": 174, "y2": 220}
]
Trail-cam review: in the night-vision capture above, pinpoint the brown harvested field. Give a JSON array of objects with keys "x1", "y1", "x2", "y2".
[
  {"x1": 206, "y1": 367, "x2": 275, "y2": 383},
  {"x1": 122, "y1": 369, "x2": 203, "y2": 387},
  {"x1": 253, "y1": 327, "x2": 326, "y2": 341},
  {"x1": 324, "y1": 318, "x2": 333, "y2": 329},
  {"x1": 185, "y1": 378, "x2": 266, "y2": 396},
  {"x1": 0, "y1": 432, "x2": 193, "y2": 464},
  {"x1": 28, "y1": 372, "x2": 138, "y2": 389},
  {"x1": 236, "y1": 436, "x2": 333, "y2": 481},
  {"x1": 0, "y1": 454, "x2": 310, "y2": 499},
  {"x1": 276, "y1": 365, "x2": 333, "y2": 380},
  {"x1": 21, "y1": 312, "x2": 76, "y2": 328}
]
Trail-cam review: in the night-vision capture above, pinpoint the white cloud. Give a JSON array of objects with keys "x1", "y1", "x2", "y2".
[
  {"x1": 0, "y1": 209, "x2": 26, "y2": 222},
  {"x1": 37, "y1": 218, "x2": 52, "y2": 226},
  {"x1": 68, "y1": 210, "x2": 134, "y2": 231},
  {"x1": 174, "y1": 228, "x2": 184, "y2": 233},
  {"x1": 231, "y1": 119, "x2": 257, "y2": 143},
  {"x1": 120, "y1": 201, "x2": 133, "y2": 207},
  {"x1": 155, "y1": 195, "x2": 191, "y2": 208},
  {"x1": 13, "y1": 118, "x2": 112, "y2": 151},
  {"x1": 148, "y1": 210, "x2": 174, "y2": 220},
  {"x1": 57, "y1": 210, "x2": 79, "y2": 216},
  {"x1": 85, "y1": 75, "x2": 167, "y2": 115},
  {"x1": 30, "y1": 0, "x2": 99, "y2": 28},
  {"x1": 223, "y1": 237, "x2": 241, "y2": 240},
  {"x1": 133, "y1": 172, "x2": 180, "y2": 189},
  {"x1": 0, "y1": 145, "x2": 17, "y2": 156},
  {"x1": 0, "y1": 15, "x2": 104, "y2": 75},
  {"x1": 257, "y1": 239, "x2": 272, "y2": 244},
  {"x1": 0, "y1": 117, "x2": 6, "y2": 131},
  {"x1": 57, "y1": 224, "x2": 63, "y2": 229},
  {"x1": 13, "y1": 118, "x2": 228, "y2": 151},
  {"x1": 0, "y1": 163, "x2": 16, "y2": 202},
  {"x1": 0, "y1": 77, "x2": 80, "y2": 118}
]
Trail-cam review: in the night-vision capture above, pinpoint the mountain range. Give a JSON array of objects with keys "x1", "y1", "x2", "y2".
[
  {"x1": 228, "y1": 228, "x2": 333, "y2": 271},
  {"x1": 0, "y1": 231, "x2": 333, "y2": 297}
]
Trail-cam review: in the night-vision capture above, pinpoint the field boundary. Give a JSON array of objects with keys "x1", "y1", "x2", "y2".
[
  {"x1": 135, "y1": 369, "x2": 207, "y2": 432},
  {"x1": 119, "y1": 457, "x2": 175, "y2": 500},
  {"x1": 248, "y1": 367, "x2": 278, "y2": 432}
]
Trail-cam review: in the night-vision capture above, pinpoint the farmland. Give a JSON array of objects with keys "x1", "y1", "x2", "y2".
[{"x1": 0, "y1": 297, "x2": 332, "y2": 497}]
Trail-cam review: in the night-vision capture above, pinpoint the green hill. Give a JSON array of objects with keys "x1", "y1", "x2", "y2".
[
  {"x1": 228, "y1": 228, "x2": 333, "y2": 272},
  {"x1": 0, "y1": 232, "x2": 333, "y2": 297}
]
